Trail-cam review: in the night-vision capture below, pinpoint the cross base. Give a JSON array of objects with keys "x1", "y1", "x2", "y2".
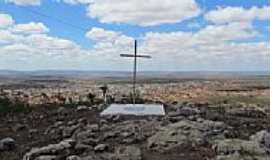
[{"x1": 100, "y1": 104, "x2": 165, "y2": 116}]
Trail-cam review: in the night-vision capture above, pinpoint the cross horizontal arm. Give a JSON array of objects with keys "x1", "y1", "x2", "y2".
[{"x1": 120, "y1": 54, "x2": 151, "y2": 58}]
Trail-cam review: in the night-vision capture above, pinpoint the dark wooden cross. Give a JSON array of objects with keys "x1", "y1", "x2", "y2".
[{"x1": 120, "y1": 40, "x2": 151, "y2": 104}]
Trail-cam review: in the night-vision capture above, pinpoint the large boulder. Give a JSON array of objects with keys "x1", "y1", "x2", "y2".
[
  {"x1": 214, "y1": 130, "x2": 270, "y2": 160},
  {"x1": 100, "y1": 120, "x2": 160, "y2": 145},
  {"x1": 214, "y1": 139, "x2": 269, "y2": 160},
  {"x1": 0, "y1": 137, "x2": 16, "y2": 151},
  {"x1": 250, "y1": 130, "x2": 270, "y2": 149},
  {"x1": 147, "y1": 119, "x2": 226, "y2": 152},
  {"x1": 215, "y1": 139, "x2": 266, "y2": 155},
  {"x1": 23, "y1": 139, "x2": 75, "y2": 160},
  {"x1": 176, "y1": 106, "x2": 201, "y2": 117}
]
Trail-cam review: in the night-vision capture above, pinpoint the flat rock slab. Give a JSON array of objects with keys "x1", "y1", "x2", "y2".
[{"x1": 100, "y1": 104, "x2": 165, "y2": 116}]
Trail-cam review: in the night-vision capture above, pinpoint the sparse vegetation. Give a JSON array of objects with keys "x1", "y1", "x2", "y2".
[{"x1": 0, "y1": 97, "x2": 30, "y2": 113}]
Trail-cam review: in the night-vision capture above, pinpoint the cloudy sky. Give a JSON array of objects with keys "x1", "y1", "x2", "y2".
[{"x1": 1, "y1": 0, "x2": 270, "y2": 71}]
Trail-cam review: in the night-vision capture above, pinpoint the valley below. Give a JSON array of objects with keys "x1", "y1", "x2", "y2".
[{"x1": 1, "y1": 72, "x2": 270, "y2": 160}]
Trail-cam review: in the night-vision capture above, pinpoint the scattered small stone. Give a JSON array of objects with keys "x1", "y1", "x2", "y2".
[
  {"x1": 67, "y1": 120, "x2": 77, "y2": 126},
  {"x1": 116, "y1": 146, "x2": 142, "y2": 160},
  {"x1": 81, "y1": 138, "x2": 99, "y2": 146},
  {"x1": 12, "y1": 123, "x2": 26, "y2": 132},
  {"x1": 94, "y1": 144, "x2": 108, "y2": 152},
  {"x1": 121, "y1": 132, "x2": 133, "y2": 138},
  {"x1": 103, "y1": 131, "x2": 118, "y2": 140},
  {"x1": 77, "y1": 105, "x2": 88, "y2": 111},
  {"x1": 63, "y1": 124, "x2": 80, "y2": 138},
  {"x1": 75, "y1": 143, "x2": 93, "y2": 152},
  {"x1": 86, "y1": 124, "x2": 99, "y2": 132},
  {"x1": 100, "y1": 119, "x2": 107, "y2": 125},
  {"x1": 112, "y1": 115, "x2": 121, "y2": 122},
  {"x1": 35, "y1": 155, "x2": 57, "y2": 160},
  {"x1": 80, "y1": 156, "x2": 94, "y2": 160},
  {"x1": 29, "y1": 129, "x2": 38, "y2": 135},
  {"x1": 66, "y1": 155, "x2": 81, "y2": 160},
  {"x1": 78, "y1": 118, "x2": 87, "y2": 124},
  {"x1": 75, "y1": 130, "x2": 95, "y2": 141},
  {"x1": 122, "y1": 138, "x2": 136, "y2": 144},
  {"x1": 57, "y1": 107, "x2": 66, "y2": 114},
  {"x1": 54, "y1": 121, "x2": 64, "y2": 128}
]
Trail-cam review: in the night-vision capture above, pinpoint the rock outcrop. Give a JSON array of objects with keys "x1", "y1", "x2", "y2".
[
  {"x1": 23, "y1": 139, "x2": 75, "y2": 160},
  {"x1": 148, "y1": 119, "x2": 226, "y2": 152},
  {"x1": 214, "y1": 130, "x2": 270, "y2": 160}
]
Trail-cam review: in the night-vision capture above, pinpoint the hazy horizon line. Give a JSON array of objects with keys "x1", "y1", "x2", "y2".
[{"x1": 1, "y1": 70, "x2": 270, "y2": 73}]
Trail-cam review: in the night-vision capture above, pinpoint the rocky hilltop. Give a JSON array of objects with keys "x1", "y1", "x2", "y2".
[
  {"x1": 1, "y1": 76, "x2": 270, "y2": 160},
  {"x1": 1, "y1": 101, "x2": 270, "y2": 160}
]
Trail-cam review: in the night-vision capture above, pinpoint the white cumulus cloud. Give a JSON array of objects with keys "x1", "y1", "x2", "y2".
[
  {"x1": 86, "y1": 27, "x2": 121, "y2": 42},
  {"x1": 0, "y1": 30, "x2": 21, "y2": 44},
  {"x1": 86, "y1": 0, "x2": 201, "y2": 26},
  {"x1": 5, "y1": 0, "x2": 41, "y2": 6},
  {"x1": 1, "y1": 11, "x2": 270, "y2": 71},
  {"x1": 83, "y1": 23, "x2": 269, "y2": 71},
  {"x1": 62, "y1": 0, "x2": 93, "y2": 5},
  {"x1": 205, "y1": 6, "x2": 270, "y2": 24},
  {"x1": 139, "y1": 27, "x2": 270, "y2": 71},
  {"x1": 0, "y1": 14, "x2": 14, "y2": 28},
  {"x1": 85, "y1": 27, "x2": 134, "y2": 63},
  {"x1": 12, "y1": 22, "x2": 49, "y2": 34}
]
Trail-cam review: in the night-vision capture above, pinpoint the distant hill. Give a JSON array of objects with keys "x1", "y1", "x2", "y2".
[{"x1": 0, "y1": 70, "x2": 270, "y2": 80}]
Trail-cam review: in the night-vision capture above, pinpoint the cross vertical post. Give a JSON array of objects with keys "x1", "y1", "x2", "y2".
[
  {"x1": 133, "y1": 40, "x2": 137, "y2": 105},
  {"x1": 120, "y1": 40, "x2": 151, "y2": 105}
]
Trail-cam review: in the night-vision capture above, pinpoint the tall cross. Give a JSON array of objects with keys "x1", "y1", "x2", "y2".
[{"x1": 120, "y1": 40, "x2": 151, "y2": 105}]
